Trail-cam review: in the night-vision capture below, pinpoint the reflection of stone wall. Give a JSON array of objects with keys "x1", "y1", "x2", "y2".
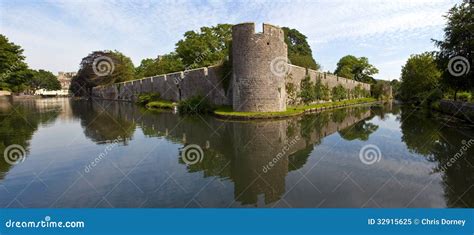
[
  {"x1": 89, "y1": 101, "x2": 372, "y2": 206},
  {"x1": 231, "y1": 121, "x2": 291, "y2": 204},
  {"x1": 89, "y1": 101, "x2": 371, "y2": 205}
]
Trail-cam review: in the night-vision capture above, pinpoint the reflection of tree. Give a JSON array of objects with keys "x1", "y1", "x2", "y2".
[
  {"x1": 339, "y1": 121, "x2": 378, "y2": 141},
  {"x1": 399, "y1": 106, "x2": 474, "y2": 207},
  {"x1": 70, "y1": 100, "x2": 135, "y2": 144},
  {"x1": 299, "y1": 112, "x2": 329, "y2": 145},
  {"x1": 288, "y1": 145, "x2": 313, "y2": 171},
  {"x1": 372, "y1": 102, "x2": 401, "y2": 120},
  {"x1": 432, "y1": 134, "x2": 474, "y2": 207},
  {"x1": 331, "y1": 109, "x2": 347, "y2": 123},
  {"x1": 179, "y1": 147, "x2": 231, "y2": 179},
  {"x1": 400, "y1": 107, "x2": 440, "y2": 157},
  {"x1": 0, "y1": 101, "x2": 60, "y2": 179}
]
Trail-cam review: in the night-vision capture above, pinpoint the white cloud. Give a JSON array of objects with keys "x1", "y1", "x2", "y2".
[{"x1": 0, "y1": 0, "x2": 457, "y2": 79}]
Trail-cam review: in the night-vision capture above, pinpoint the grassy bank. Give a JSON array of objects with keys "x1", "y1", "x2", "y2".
[
  {"x1": 145, "y1": 100, "x2": 177, "y2": 110},
  {"x1": 214, "y1": 97, "x2": 377, "y2": 119}
]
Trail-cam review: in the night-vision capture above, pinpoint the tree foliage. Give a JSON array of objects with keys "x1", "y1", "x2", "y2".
[
  {"x1": 298, "y1": 76, "x2": 315, "y2": 104},
  {"x1": 282, "y1": 27, "x2": 320, "y2": 70},
  {"x1": 30, "y1": 69, "x2": 61, "y2": 91},
  {"x1": 314, "y1": 78, "x2": 330, "y2": 101},
  {"x1": 0, "y1": 34, "x2": 29, "y2": 92},
  {"x1": 135, "y1": 53, "x2": 184, "y2": 78},
  {"x1": 433, "y1": 2, "x2": 473, "y2": 99},
  {"x1": 399, "y1": 52, "x2": 441, "y2": 103},
  {"x1": 175, "y1": 24, "x2": 232, "y2": 69},
  {"x1": 71, "y1": 50, "x2": 135, "y2": 96},
  {"x1": 390, "y1": 79, "x2": 401, "y2": 99},
  {"x1": 334, "y1": 55, "x2": 378, "y2": 83},
  {"x1": 135, "y1": 58, "x2": 155, "y2": 79},
  {"x1": 331, "y1": 84, "x2": 347, "y2": 101},
  {"x1": 0, "y1": 35, "x2": 61, "y2": 93}
]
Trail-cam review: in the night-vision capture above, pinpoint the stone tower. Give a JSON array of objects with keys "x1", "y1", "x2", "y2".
[{"x1": 232, "y1": 23, "x2": 288, "y2": 112}]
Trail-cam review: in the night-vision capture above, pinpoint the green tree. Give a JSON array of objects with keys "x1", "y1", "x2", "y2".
[
  {"x1": 135, "y1": 58, "x2": 155, "y2": 79},
  {"x1": 175, "y1": 24, "x2": 232, "y2": 68},
  {"x1": 142, "y1": 53, "x2": 184, "y2": 77},
  {"x1": 371, "y1": 80, "x2": 387, "y2": 100},
  {"x1": 29, "y1": 69, "x2": 61, "y2": 91},
  {"x1": 299, "y1": 76, "x2": 315, "y2": 104},
  {"x1": 282, "y1": 27, "x2": 320, "y2": 70},
  {"x1": 433, "y1": 2, "x2": 473, "y2": 100},
  {"x1": 332, "y1": 84, "x2": 347, "y2": 101},
  {"x1": 399, "y1": 52, "x2": 441, "y2": 104},
  {"x1": 334, "y1": 55, "x2": 378, "y2": 83},
  {"x1": 71, "y1": 50, "x2": 135, "y2": 96},
  {"x1": 0, "y1": 34, "x2": 29, "y2": 92},
  {"x1": 390, "y1": 79, "x2": 401, "y2": 99},
  {"x1": 314, "y1": 78, "x2": 330, "y2": 101}
]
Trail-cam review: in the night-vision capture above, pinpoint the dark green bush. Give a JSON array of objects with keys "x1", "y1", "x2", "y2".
[
  {"x1": 178, "y1": 96, "x2": 213, "y2": 114},
  {"x1": 332, "y1": 85, "x2": 347, "y2": 101},
  {"x1": 426, "y1": 88, "x2": 443, "y2": 104},
  {"x1": 137, "y1": 93, "x2": 160, "y2": 105},
  {"x1": 298, "y1": 76, "x2": 315, "y2": 104},
  {"x1": 457, "y1": 92, "x2": 471, "y2": 102}
]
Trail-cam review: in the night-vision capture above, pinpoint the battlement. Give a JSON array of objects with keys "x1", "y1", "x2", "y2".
[
  {"x1": 232, "y1": 22, "x2": 284, "y2": 41},
  {"x1": 92, "y1": 22, "x2": 371, "y2": 112}
]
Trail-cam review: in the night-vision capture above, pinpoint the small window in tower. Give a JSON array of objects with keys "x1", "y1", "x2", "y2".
[{"x1": 267, "y1": 42, "x2": 270, "y2": 45}]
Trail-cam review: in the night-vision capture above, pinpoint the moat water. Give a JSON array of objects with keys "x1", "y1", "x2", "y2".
[{"x1": 0, "y1": 98, "x2": 473, "y2": 208}]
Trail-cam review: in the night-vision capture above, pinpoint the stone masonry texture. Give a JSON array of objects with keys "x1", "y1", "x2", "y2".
[{"x1": 91, "y1": 22, "x2": 371, "y2": 111}]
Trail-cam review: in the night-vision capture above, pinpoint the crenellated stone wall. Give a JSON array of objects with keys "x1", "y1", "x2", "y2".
[
  {"x1": 92, "y1": 65, "x2": 230, "y2": 106},
  {"x1": 286, "y1": 65, "x2": 371, "y2": 98},
  {"x1": 92, "y1": 22, "x2": 371, "y2": 111},
  {"x1": 231, "y1": 23, "x2": 287, "y2": 112}
]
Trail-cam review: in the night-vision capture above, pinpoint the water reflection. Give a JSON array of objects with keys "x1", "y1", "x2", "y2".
[
  {"x1": 0, "y1": 98, "x2": 472, "y2": 208},
  {"x1": 399, "y1": 106, "x2": 474, "y2": 207},
  {"x1": 0, "y1": 99, "x2": 61, "y2": 180}
]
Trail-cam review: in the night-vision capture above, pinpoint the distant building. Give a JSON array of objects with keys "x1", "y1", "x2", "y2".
[{"x1": 35, "y1": 72, "x2": 76, "y2": 96}]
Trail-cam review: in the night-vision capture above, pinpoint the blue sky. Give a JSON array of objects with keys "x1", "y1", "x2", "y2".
[{"x1": 0, "y1": 0, "x2": 460, "y2": 80}]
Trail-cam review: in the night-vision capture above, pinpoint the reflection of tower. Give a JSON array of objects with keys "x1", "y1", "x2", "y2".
[
  {"x1": 231, "y1": 120, "x2": 290, "y2": 205},
  {"x1": 232, "y1": 23, "x2": 287, "y2": 112}
]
